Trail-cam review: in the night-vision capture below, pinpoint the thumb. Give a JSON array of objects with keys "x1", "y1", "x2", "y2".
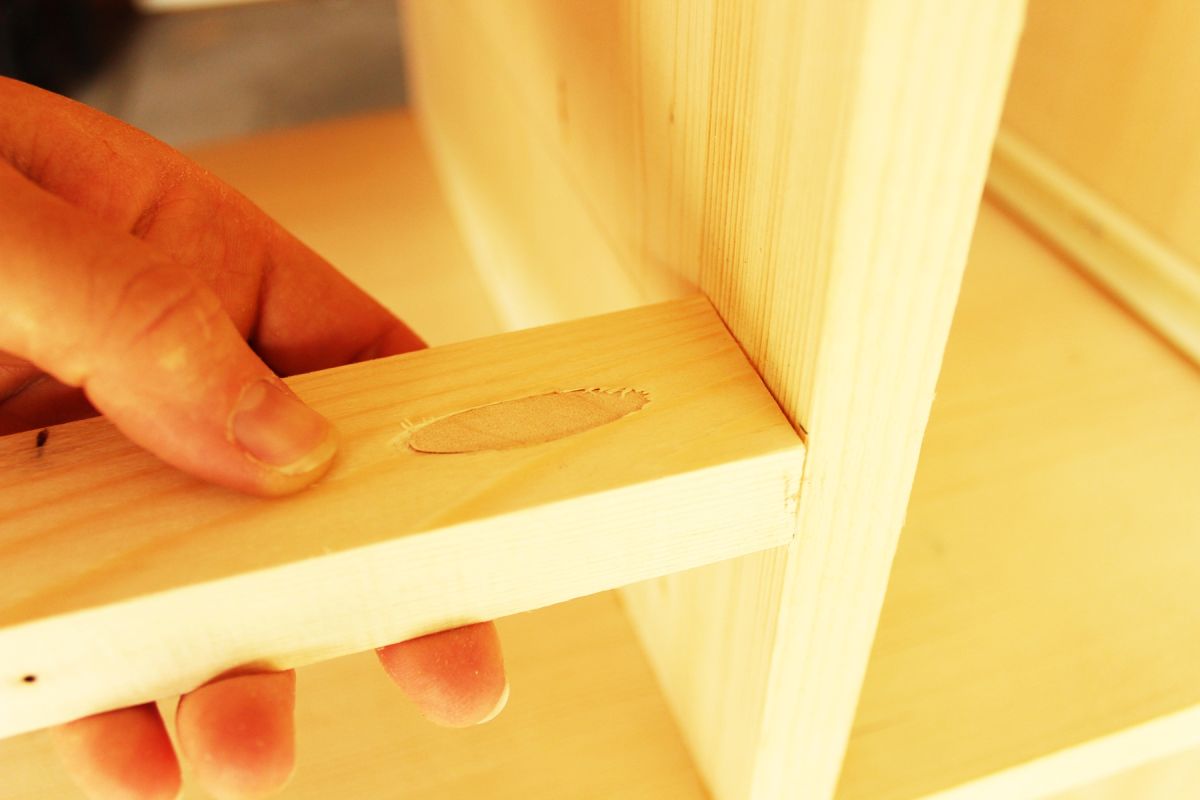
[{"x1": 1, "y1": 166, "x2": 336, "y2": 496}]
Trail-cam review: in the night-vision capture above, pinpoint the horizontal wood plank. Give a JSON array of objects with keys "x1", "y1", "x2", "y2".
[{"x1": 0, "y1": 294, "x2": 804, "y2": 738}]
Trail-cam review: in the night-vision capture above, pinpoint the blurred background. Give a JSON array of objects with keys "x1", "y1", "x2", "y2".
[{"x1": 0, "y1": 0, "x2": 407, "y2": 146}]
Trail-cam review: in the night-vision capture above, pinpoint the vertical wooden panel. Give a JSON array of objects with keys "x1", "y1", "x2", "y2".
[
  {"x1": 1002, "y1": 0, "x2": 1200, "y2": 265},
  {"x1": 990, "y1": 0, "x2": 1200, "y2": 365},
  {"x1": 403, "y1": 2, "x2": 1023, "y2": 797}
]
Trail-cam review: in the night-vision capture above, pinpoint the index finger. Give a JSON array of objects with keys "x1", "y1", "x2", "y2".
[{"x1": 0, "y1": 77, "x2": 425, "y2": 376}]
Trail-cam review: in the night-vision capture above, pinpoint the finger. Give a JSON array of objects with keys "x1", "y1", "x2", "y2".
[
  {"x1": 51, "y1": 703, "x2": 181, "y2": 800},
  {"x1": 175, "y1": 671, "x2": 296, "y2": 800},
  {"x1": 376, "y1": 622, "x2": 508, "y2": 728},
  {"x1": 0, "y1": 164, "x2": 335, "y2": 496},
  {"x1": 248, "y1": 229, "x2": 425, "y2": 375},
  {"x1": 1, "y1": 78, "x2": 422, "y2": 377}
]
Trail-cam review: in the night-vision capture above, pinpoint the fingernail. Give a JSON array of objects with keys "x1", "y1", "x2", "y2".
[
  {"x1": 478, "y1": 682, "x2": 510, "y2": 725},
  {"x1": 231, "y1": 379, "x2": 336, "y2": 476}
]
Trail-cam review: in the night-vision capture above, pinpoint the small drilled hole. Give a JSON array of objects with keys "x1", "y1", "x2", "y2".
[{"x1": 21, "y1": 674, "x2": 36, "y2": 684}]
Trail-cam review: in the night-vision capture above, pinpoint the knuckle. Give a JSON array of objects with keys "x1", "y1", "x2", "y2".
[{"x1": 102, "y1": 265, "x2": 223, "y2": 358}]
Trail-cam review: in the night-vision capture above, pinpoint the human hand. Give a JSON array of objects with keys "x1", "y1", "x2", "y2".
[{"x1": 0, "y1": 77, "x2": 507, "y2": 799}]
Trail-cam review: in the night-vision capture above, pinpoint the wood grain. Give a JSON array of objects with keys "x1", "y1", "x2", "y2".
[
  {"x1": 405, "y1": 3, "x2": 1023, "y2": 797},
  {"x1": 836, "y1": 202, "x2": 1200, "y2": 800},
  {"x1": 1048, "y1": 744, "x2": 1200, "y2": 800},
  {"x1": 0, "y1": 295, "x2": 804, "y2": 739},
  {"x1": 995, "y1": 0, "x2": 1200, "y2": 366},
  {"x1": 1001, "y1": 0, "x2": 1200, "y2": 267},
  {"x1": 989, "y1": 129, "x2": 1200, "y2": 366}
]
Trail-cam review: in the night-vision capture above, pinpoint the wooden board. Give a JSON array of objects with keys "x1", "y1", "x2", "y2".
[
  {"x1": 989, "y1": 128, "x2": 1200, "y2": 367},
  {"x1": 994, "y1": 0, "x2": 1200, "y2": 366},
  {"x1": 405, "y1": 3, "x2": 1023, "y2": 797},
  {"x1": 1001, "y1": 0, "x2": 1200, "y2": 266},
  {"x1": 1048, "y1": 745, "x2": 1200, "y2": 800},
  {"x1": 835, "y1": 201, "x2": 1200, "y2": 800},
  {"x1": 1, "y1": 592, "x2": 709, "y2": 800},
  {"x1": 0, "y1": 295, "x2": 805, "y2": 739}
]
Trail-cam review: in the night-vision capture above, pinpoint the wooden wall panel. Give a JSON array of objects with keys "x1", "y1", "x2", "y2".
[
  {"x1": 404, "y1": 3, "x2": 1023, "y2": 797},
  {"x1": 994, "y1": 0, "x2": 1200, "y2": 364},
  {"x1": 1003, "y1": 0, "x2": 1200, "y2": 265}
]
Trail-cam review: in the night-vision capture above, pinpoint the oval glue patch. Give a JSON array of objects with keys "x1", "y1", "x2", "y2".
[{"x1": 408, "y1": 388, "x2": 650, "y2": 454}]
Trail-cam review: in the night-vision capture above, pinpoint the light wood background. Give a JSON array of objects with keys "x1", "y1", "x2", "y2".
[
  {"x1": 1003, "y1": 0, "x2": 1200, "y2": 265},
  {"x1": 836, "y1": 198, "x2": 1200, "y2": 800},
  {"x1": 993, "y1": 0, "x2": 1200, "y2": 364}
]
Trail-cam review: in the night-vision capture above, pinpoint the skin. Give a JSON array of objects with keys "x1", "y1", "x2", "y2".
[{"x1": 0, "y1": 77, "x2": 507, "y2": 799}]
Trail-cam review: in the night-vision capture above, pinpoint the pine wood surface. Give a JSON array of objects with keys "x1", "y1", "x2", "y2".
[
  {"x1": 0, "y1": 294, "x2": 803, "y2": 738},
  {"x1": 988, "y1": 129, "x2": 1200, "y2": 365},
  {"x1": 998, "y1": 0, "x2": 1200, "y2": 367},
  {"x1": 1047, "y1": 744, "x2": 1200, "y2": 800},
  {"x1": 835, "y1": 202, "x2": 1200, "y2": 800},
  {"x1": 1001, "y1": 0, "x2": 1200, "y2": 267},
  {"x1": 405, "y1": 3, "x2": 1023, "y2": 797}
]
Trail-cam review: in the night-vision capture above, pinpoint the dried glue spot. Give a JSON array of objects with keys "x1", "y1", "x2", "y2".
[{"x1": 409, "y1": 388, "x2": 650, "y2": 454}]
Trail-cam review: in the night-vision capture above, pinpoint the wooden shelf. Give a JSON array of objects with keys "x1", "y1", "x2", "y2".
[
  {"x1": 836, "y1": 200, "x2": 1200, "y2": 799},
  {"x1": 5, "y1": 111, "x2": 1197, "y2": 798}
]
